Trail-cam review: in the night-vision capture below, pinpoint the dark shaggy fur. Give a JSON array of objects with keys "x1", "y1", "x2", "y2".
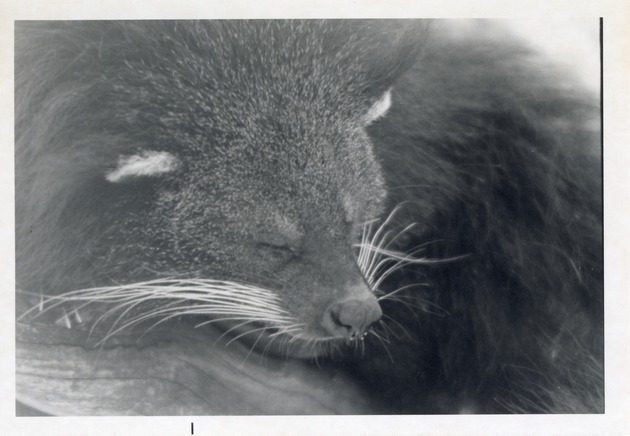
[
  {"x1": 350, "y1": 26, "x2": 603, "y2": 413},
  {"x1": 15, "y1": 20, "x2": 602, "y2": 414}
]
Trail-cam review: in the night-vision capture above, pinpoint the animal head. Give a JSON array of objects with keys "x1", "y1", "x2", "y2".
[{"x1": 16, "y1": 20, "x2": 426, "y2": 354}]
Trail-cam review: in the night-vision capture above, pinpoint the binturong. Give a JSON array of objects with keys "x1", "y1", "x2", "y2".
[
  {"x1": 16, "y1": 20, "x2": 603, "y2": 415},
  {"x1": 16, "y1": 21, "x2": 427, "y2": 355}
]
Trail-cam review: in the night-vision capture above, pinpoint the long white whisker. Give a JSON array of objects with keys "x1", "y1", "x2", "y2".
[
  {"x1": 369, "y1": 329, "x2": 395, "y2": 363},
  {"x1": 377, "y1": 283, "x2": 427, "y2": 302},
  {"x1": 226, "y1": 325, "x2": 276, "y2": 346},
  {"x1": 20, "y1": 278, "x2": 303, "y2": 347},
  {"x1": 359, "y1": 204, "x2": 405, "y2": 279}
]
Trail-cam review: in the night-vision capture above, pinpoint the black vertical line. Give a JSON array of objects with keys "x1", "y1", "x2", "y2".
[
  {"x1": 599, "y1": 16, "x2": 605, "y2": 414},
  {"x1": 599, "y1": 17, "x2": 604, "y2": 161},
  {"x1": 191, "y1": 422, "x2": 194, "y2": 435}
]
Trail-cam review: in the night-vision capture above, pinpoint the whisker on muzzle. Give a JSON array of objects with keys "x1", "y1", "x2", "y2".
[{"x1": 18, "y1": 279, "x2": 300, "y2": 347}]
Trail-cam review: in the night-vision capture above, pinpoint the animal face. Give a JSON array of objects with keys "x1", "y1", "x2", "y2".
[{"x1": 16, "y1": 21, "x2": 412, "y2": 353}]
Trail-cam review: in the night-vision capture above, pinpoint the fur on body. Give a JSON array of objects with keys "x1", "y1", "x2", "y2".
[{"x1": 15, "y1": 20, "x2": 602, "y2": 414}]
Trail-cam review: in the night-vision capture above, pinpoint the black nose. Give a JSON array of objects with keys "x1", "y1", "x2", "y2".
[{"x1": 321, "y1": 296, "x2": 382, "y2": 340}]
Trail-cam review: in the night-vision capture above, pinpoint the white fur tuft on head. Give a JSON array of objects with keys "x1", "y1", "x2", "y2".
[
  {"x1": 105, "y1": 151, "x2": 180, "y2": 183},
  {"x1": 364, "y1": 89, "x2": 392, "y2": 125}
]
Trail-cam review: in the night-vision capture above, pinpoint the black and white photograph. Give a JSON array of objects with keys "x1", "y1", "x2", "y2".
[{"x1": 4, "y1": 1, "x2": 630, "y2": 435}]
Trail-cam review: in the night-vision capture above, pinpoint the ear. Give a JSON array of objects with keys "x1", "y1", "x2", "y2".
[
  {"x1": 105, "y1": 151, "x2": 180, "y2": 183},
  {"x1": 363, "y1": 89, "x2": 392, "y2": 126}
]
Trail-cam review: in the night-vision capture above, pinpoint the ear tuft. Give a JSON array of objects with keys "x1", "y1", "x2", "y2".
[
  {"x1": 364, "y1": 90, "x2": 392, "y2": 125},
  {"x1": 105, "y1": 151, "x2": 180, "y2": 183}
]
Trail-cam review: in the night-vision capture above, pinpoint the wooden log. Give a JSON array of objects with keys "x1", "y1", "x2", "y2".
[{"x1": 16, "y1": 321, "x2": 374, "y2": 415}]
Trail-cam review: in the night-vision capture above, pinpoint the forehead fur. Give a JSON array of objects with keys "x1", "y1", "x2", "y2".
[
  {"x1": 17, "y1": 20, "x2": 426, "y2": 163},
  {"x1": 121, "y1": 23, "x2": 416, "y2": 131}
]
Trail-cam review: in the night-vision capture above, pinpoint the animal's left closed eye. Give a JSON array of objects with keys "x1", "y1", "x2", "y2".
[
  {"x1": 257, "y1": 243, "x2": 300, "y2": 262},
  {"x1": 258, "y1": 243, "x2": 299, "y2": 268}
]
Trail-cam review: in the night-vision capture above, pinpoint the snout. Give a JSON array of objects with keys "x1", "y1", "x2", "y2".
[{"x1": 321, "y1": 293, "x2": 382, "y2": 340}]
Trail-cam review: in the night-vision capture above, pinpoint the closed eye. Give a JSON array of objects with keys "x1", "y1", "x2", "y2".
[
  {"x1": 257, "y1": 242, "x2": 298, "y2": 255},
  {"x1": 256, "y1": 242, "x2": 300, "y2": 266}
]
